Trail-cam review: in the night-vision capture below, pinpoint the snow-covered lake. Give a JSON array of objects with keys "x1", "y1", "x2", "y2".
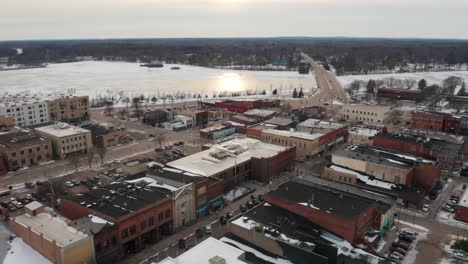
[{"x1": 0, "y1": 61, "x2": 315, "y2": 97}]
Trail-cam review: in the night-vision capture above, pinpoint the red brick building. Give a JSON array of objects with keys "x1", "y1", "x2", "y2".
[
  {"x1": 212, "y1": 99, "x2": 280, "y2": 113},
  {"x1": 377, "y1": 88, "x2": 423, "y2": 102},
  {"x1": 61, "y1": 182, "x2": 173, "y2": 261},
  {"x1": 412, "y1": 111, "x2": 466, "y2": 134},
  {"x1": 0, "y1": 156, "x2": 6, "y2": 176},
  {"x1": 142, "y1": 110, "x2": 168, "y2": 126},
  {"x1": 455, "y1": 190, "x2": 468, "y2": 223},
  {"x1": 265, "y1": 181, "x2": 387, "y2": 244}
]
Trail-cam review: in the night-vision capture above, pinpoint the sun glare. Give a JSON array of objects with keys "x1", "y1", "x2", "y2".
[{"x1": 221, "y1": 73, "x2": 243, "y2": 92}]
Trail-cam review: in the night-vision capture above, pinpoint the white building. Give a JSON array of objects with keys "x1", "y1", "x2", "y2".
[{"x1": 0, "y1": 98, "x2": 49, "y2": 127}]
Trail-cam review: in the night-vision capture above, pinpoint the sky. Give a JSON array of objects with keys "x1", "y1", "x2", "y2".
[{"x1": 1, "y1": 0, "x2": 468, "y2": 41}]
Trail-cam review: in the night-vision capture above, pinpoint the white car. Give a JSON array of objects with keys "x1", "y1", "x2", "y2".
[
  {"x1": 422, "y1": 204, "x2": 429, "y2": 212},
  {"x1": 453, "y1": 251, "x2": 468, "y2": 261},
  {"x1": 65, "y1": 181, "x2": 74, "y2": 188},
  {"x1": 205, "y1": 224, "x2": 212, "y2": 234}
]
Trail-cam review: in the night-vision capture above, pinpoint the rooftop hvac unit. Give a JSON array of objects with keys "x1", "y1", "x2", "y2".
[{"x1": 209, "y1": 256, "x2": 226, "y2": 264}]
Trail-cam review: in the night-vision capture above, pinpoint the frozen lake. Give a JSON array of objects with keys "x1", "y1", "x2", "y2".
[{"x1": 0, "y1": 61, "x2": 316, "y2": 97}]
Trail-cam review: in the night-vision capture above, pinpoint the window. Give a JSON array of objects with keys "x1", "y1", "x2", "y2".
[
  {"x1": 112, "y1": 236, "x2": 117, "y2": 245},
  {"x1": 165, "y1": 210, "x2": 171, "y2": 218},
  {"x1": 148, "y1": 216, "x2": 155, "y2": 226},
  {"x1": 141, "y1": 220, "x2": 147, "y2": 230},
  {"x1": 198, "y1": 186, "x2": 207, "y2": 195},
  {"x1": 20, "y1": 150, "x2": 24, "y2": 155},
  {"x1": 129, "y1": 225, "x2": 136, "y2": 235},
  {"x1": 103, "y1": 239, "x2": 109, "y2": 249},
  {"x1": 29, "y1": 149, "x2": 33, "y2": 153},
  {"x1": 121, "y1": 229, "x2": 128, "y2": 239},
  {"x1": 36, "y1": 147, "x2": 40, "y2": 151},
  {"x1": 12, "y1": 152, "x2": 17, "y2": 157},
  {"x1": 158, "y1": 212, "x2": 164, "y2": 221}
]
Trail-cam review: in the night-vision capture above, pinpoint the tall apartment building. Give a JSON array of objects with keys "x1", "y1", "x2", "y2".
[
  {"x1": 0, "y1": 131, "x2": 52, "y2": 171},
  {"x1": 0, "y1": 98, "x2": 49, "y2": 127},
  {"x1": 47, "y1": 95, "x2": 90, "y2": 123},
  {"x1": 340, "y1": 104, "x2": 392, "y2": 124},
  {"x1": 0, "y1": 95, "x2": 90, "y2": 127},
  {"x1": 35, "y1": 123, "x2": 92, "y2": 159}
]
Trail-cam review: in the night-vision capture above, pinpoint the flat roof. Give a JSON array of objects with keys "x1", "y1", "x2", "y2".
[
  {"x1": 167, "y1": 138, "x2": 289, "y2": 177},
  {"x1": 0, "y1": 131, "x2": 47, "y2": 148},
  {"x1": 264, "y1": 117, "x2": 295, "y2": 126},
  {"x1": 268, "y1": 181, "x2": 375, "y2": 220},
  {"x1": 35, "y1": 123, "x2": 89, "y2": 138},
  {"x1": 333, "y1": 145, "x2": 416, "y2": 170},
  {"x1": 200, "y1": 125, "x2": 230, "y2": 133},
  {"x1": 164, "y1": 237, "x2": 246, "y2": 264},
  {"x1": 298, "y1": 118, "x2": 346, "y2": 130},
  {"x1": 69, "y1": 182, "x2": 171, "y2": 219},
  {"x1": 14, "y1": 212, "x2": 88, "y2": 247},
  {"x1": 244, "y1": 109, "x2": 276, "y2": 117},
  {"x1": 348, "y1": 127, "x2": 378, "y2": 137},
  {"x1": 262, "y1": 128, "x2": 323, "y2": 141},
  {"x1": 231, "y1": 115, "x2": 256, "y2": 123}
]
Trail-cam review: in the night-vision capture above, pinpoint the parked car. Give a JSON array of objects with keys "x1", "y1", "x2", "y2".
[
  {"x1": 205, "y1": 225, "x2": 212, "y2": 234},
  {"x1": 398, "y1": 234, "x2": 413, "y2": 243},
  {"x1": 11, "y1": 201, "x2": 23, "y2": 209},
  {"x1": 460, "y1": 168, "x2": 468, "y2": 177},
  {"x1": 390, "y1": 246, "x2": 407, "y2": 256},
  {"x1": 252, "y1": 198, "x2": 259, "y2": 205},
  {"x1": 392, "y1": 241, "x2": 410, "y2": 251},
  {"x1": 391, "y1": 250, "x2": 404, "y2": 259},
  {"x1": 258, "y1": 195, "x2": 264, "y2": 202},
  {"x1": 0, "y1": 201, "x2": 10, "y2": 208},
  {"x1": 226, "y1": 211, "x2": 234, "y2": 219},
  {"x1": 442, "y1": 204, "x2": 455, "y2": 213},
  {"x1": 388, "y1": 253, "x2": 401, "y2": 262},
  {"x1": 400, "y1": 229, "x2": 418, "y2": 238},
  {"x1": 219, "y1": 216, "x2": 227, "y2": 225},
  {"x1": 240, "y1": 205, "x2": 247, "y2": 213},
  {"x1": 65, "y1": 181, "x2": 74, "y2": 188},
  {"x1": 453, "y1": 251, "x2": 468, "y2": 261},
  {"x1": 422, "y1": 204, "x2": 429, "y2": 212},
  {"x1": 71, "y1": 180, "x2": 80, "y2": 186},
  {"x1": 178, "y1": 238, "x2": 187, "y2": 249},
  {"x1": 246, "y1": 201, "x2": 254, "y2": 208},
  {"x1": 7, "y1": 205, "x2": 16, "y2": 212},
  {"x1": 155, "y1": 148, "x2": 164, "y2": 152},
  {"x1": 195, "y1": 228, "x2": 204, "y2": 238}
]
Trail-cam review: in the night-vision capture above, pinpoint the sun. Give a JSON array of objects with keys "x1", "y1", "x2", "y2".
[{"x1": 221, "y1": 73, "x2": 244, "y2": 92}]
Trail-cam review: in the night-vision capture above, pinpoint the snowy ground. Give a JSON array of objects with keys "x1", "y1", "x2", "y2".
[
  {"x1": 436, "y1": 211, "x2": 468, "y2": 229},
  {"x1": 3, "y1": 237, "x2": 51, "y2": 264},
  {"x1": 223, "y1": 186, "x2": 252, "y2": 202}
]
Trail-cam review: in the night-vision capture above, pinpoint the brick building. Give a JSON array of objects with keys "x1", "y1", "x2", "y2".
[
  {"x1": 47, "y1": 95, "x2": 90, "y2": 123},
  {"x1": 180, "y1": 109, "x2": 208, "y2": 127},
  {"x1": 0, "y1": 156, "x2": 6, "y2": 175},
  {"x1": 265, "y1": 181, "x2": 393, "y2": 244},
  {"x1": 244, "y1": 124, "x2": 278, "y2": 139},
  {"x1": 0, "y1": 116, "x2": 14, "y2": 128},
  {"x1": 243, "y1": 109, "x2": 277, "y2": 122},
  {"x1": 373, "y1": 130, "x2": 468, "y2": 170},
  {"x1": 0, "y1": 131, "x2": 52, "y2": 171},
  {"x1": 142, "y1": 109, "x2": 168, "y2": 126},
  {"x1": 229, "y1": 114, "x2": 257, "y2": 126},
  {"x1": 412, "y1": 111, "x2": 468, "y2": 134},
  {"x1": 167, "y1": 138, "x2": 296, "y2": 188},
  {"x1": 199, "y1": 125, "x2": 236, "y2": 140},
  {"x1": 376, "y1": 88, "x2": 423, "y2": 102},
  {"x1": 61, "y1": 182, "x2": 173, "y2": 260},
  {"x1": 11, "y1": 202, "x2": 95, "y2": 264},
  {"x1": 211, "y1": 99, "x2": 280, "y2": 113},
  {"x1": 455, "y1": 189, "x2": 468, "y2": 223},
  {"x1": 81, "y1": 123, "x2": 129, "y2": 148}
]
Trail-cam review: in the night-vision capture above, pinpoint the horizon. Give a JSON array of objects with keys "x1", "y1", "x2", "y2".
[{"x1": 1, "y1": 0, "x2": 467, "y2": 41}]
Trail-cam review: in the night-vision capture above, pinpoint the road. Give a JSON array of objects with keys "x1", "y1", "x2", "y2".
[{"x1": 301, "y1": 52, "x2": 348, "y2": 102}]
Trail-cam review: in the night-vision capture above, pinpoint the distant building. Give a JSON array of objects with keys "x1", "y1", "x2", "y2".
[
  {"x1": 340, "y1": 104, "x2": 392, "y2": 124},
  {"x1": 347, "y1": 127, "x2": 378, "y2": 145},
  {"x1": 47, "y1": 95, "x2": 90, "y2": 123},
  {"x1": 455, "y1": 189, "x2": 468, "y2": 223},
  {"x1": 11, "y1": 202, "x2": 95, "y2": 264},
  {"x1": 0, "y1": 116, "x2": 14, "y2": 128},
  {"x1": 167, "y1": 138, "x2": 296, "y2": 188},
  {"x1": 0, "y1": 97, "x2": 49, "y2": 127},
  {"x1": 229, "y1": 114, "x2": 257, "y2": 126},
  {"x1": 373, "y1": 130, "x2": 468, "y2": 170},
  {"x1": 199, "y1": 125, "x2": 236, "y2": 140},
  {"x1": 244, "y1": 124, "x2": 278, "y2": 139},
  {"x1": 376, "y1": 88, "x2": 423, "y2": 102},
  {"x1": 61, "y1": 181, "x2": 174, "y2": 260},
  {"x1": 0, "y1": 131, "x2": 52, "y2": 171},
  {"x1": 81, "y1": 123, "x2": 128, "y2": 148},
  {"x1": 263, "y1": 117, "x2": 296, "y2": 130},
  {"x1": 142, "y1": 109, "x2": 169, "y2": 126},
  {"x1": 163, "y1": 115, "x2": 193, "y2": 131},
  {"x1": 243, "y1": 109, "x2": 277, "y2": 122},
  {"x1": 35, "y1": 123, "x2": 92, "y2": 159},
  {"x1": 412, "y1": 111, "x2": 468, "y2": 135},
  {"x1": 179, "y1": 109, "x2": 208, "y2": 127},
  {"x1": 211, "y1": 99, "x2": 280, "y2": 113}
]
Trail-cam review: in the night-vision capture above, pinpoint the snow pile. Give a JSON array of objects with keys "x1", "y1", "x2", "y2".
[
  {"x1": 3, "y1": 237, "x2": 52, "y2": 264},
  {"x1": 330, "y1": 164, "x2": 395, "y2": 190},
  {"x1": 89, "y1": 214, "x2": 114, "y2": 226},
  {"x1": 298, "y1": 202, "x2": 320, "y2": 210},
  {"x1": 223, "y1": 186, "x2": 251, "y2": 201}
]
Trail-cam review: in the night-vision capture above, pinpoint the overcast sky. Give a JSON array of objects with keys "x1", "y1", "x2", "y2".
[{"x1": 1, "y1": 0, "x2": 467, "y2": 41}]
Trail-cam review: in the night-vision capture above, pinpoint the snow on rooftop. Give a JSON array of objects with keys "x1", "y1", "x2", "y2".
[
  {"x1": 330, "y1": 165, "x2": 396, "y2": 190},
  {"x1": 263, "y1": 128, "x2": 323, "y2": 141},
  {"x1": 321, "y1": 231, "x2": 381, "y2": 263},
  {"x1": 244, "y1": 109, "x2": 276, "y2": 117},
  {"x1": 35, "y1": 123, "x2": 89, "y2": 138},
  {"x1": 297, "y1": 118, "x2": 345, "y2": 129},
  {"x1": 88, "y1": 214, "x2": 114, "y2": 226},
  {"x1": 3, "y1": 237, "x2": 52, "y2": 264},
  {"x1": 348, "y1": 127, "x2": 378, "y2": 137},
  {"x1": 126, "y1": 177, "x2": 179, "y2": 192},
  {"x1": 175, "y1": 237, "x2": 246, "y2": 264},
  {"x1": 167, "y1": 138, "x2": 288, "y2": 177}
]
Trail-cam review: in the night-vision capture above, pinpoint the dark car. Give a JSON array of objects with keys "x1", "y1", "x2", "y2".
[
  {"x1": 71, "y1": 180, "x2": 81, "y2": 186},
  {"x1": 178, "y1": 238, "x2": 187, "y2": 249},
  {"x1": 0, "y1": 201, "x2": 10, "y2": 208},
  {"x1": 195, "y1": 228, "x2": 204, "y2": 238},
  {"x1": 226, "y1": 211, "x2": 234, "y2": 219},
  {"x1": 399, "y1": 234, "x2": 413, "y2": 243},
  {"x1": 240, "y1": 205, "x2": 247, "y2": 213},
  {"x1": 219, "y1": 216, "x2": 227, "y2": 225},
  {"x1": 392, "y1": 241, "x2": 410, "y2": 251},
  {"x1": 258, "y1": 195, "x2": 264, "y2": 202},
  {"x1": 7, "y1": 205, "x2": 16, "y2": 212},
  {"x1": 246, "y1": 201, "x2": 254, "y2": 208},
  {"x1": 460, "y1": 169, "x2": 468, "y2": 177},
  {"x1": 252, "y1": 198, "x2": 259, "y2": 205},
  {"x1": 155, "y1": 148, "x2": 164, "y2": 152},
  {"x1": 390, "y1": 246, "x2": 407, "y2": 256}
]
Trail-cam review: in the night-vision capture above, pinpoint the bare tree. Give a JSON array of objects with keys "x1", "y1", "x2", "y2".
[
  {"x1": 96, "y1": 147, "x2": 107, "y2": 165},
  {"x1": 442, "y1": 76, "x2": 464, "y2": 95},
  {"x1": 402, "y1": 79, "x2": 417, "y2": 90},
  {"x1": 117, "y1": 108, "x2": 128, "y2": 119},
  {"x1": 347, "y1": 80, "x2": 361, "y2": 96},
  {"x1": 67, "y1": 153, "x2": 81, "y2": 172},
  {"x1": 87, "y1": 147, "x2": 96, "y2": 168},
  {"x1": 132, "y1": 97, "x2": 141, "y2": 121},
  {"x1": 156, "y1": 133, "x2": 166, "y2": 148}
]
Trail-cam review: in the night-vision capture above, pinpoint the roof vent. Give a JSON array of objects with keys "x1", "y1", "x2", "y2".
[{"x1": 209, "y1": 256, "x2": 226, "y2": 264}]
